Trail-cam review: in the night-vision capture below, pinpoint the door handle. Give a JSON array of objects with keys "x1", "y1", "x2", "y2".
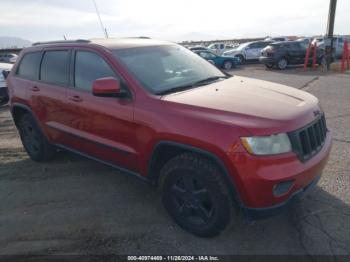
[
  {"x1": 69, "y1": 95, "x2": 83, "y2": 102},
  {"x1": 29, "y1": 86, "x2": 40, "y2": 92}
]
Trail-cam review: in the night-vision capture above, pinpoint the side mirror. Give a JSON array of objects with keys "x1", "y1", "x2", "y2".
[{"x1": 92, "y1": 77, "x2": 125, "y2": 98}]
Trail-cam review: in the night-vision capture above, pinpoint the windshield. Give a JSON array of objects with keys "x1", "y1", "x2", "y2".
[
  {"x1": 236, "y1": 43, "x2": 250, "y2": 50},
  {"x1": 113, "y1": 45, "x2": 226, "y2": 95}
]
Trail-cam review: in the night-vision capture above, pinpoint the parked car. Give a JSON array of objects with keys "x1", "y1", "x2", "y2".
[
  {"x1": 297, "y1": 37, "x2": 314, "y2": 47},
  {"x1": 7, "y1": 38, "x2": 331, "y2": 237},
  {"x1": 265, "y1": 37, "x2": 289, "y2": 42},
  {"x1": 189, "y1": 45, "x2": 210, "y2": 52},
  {"x1": 0, "y1": 62, "x2": 12, "y2": 105},
  {"x1": 223, "y1": 41, "x2": 273, "y2": 63},
  {"x1": 313, "y1": 36, "x2": 349, "y2": 58},
  {"x1": 0, "y1": 53, "x2": 18, "y2": 63},
  {"x1": 259, "y1": 41, "x2": 325, "y2": 70},
  {"x1": 207, "y1": 43, "x2": 234, "y2": 55},
  {"x1": 194, "y1": 50, "x2": 239, "y2": 70}
]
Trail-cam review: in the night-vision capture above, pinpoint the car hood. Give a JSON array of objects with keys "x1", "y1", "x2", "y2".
[
  {"x1": 161, "y1": 76, "x2": 320, "y2": 135},
  {"x1": 224, "y1": 49, "x2": 239, "y2": 55}
]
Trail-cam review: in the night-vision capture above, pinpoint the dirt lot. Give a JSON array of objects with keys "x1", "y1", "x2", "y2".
[{"x1": 0, "y1": 65, "x2": 349, "y2": 256}]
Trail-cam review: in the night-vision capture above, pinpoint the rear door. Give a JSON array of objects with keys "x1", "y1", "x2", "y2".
[
  {"x1": 295, "y1": 42, "x2": 307, "y2": 63},
  {"x1": 63, "y1": 48, "x2": 137, "y2": 172},
  {"x1": 31, "y1": 49, "x2": 71, "y2": 144},
  {"x1": 284, "y1": 43, "x2": 300, "y2": 64}
]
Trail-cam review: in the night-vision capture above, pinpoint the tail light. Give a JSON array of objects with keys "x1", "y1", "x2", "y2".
[
  {"x1": 264, "y1": 46, "x2": 275, "y2": 56},
  {"x1": 266, "y1": 47, "x2": 275, "y2": 53}
]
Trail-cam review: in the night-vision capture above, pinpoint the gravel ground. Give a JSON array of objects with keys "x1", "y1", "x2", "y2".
[{"x1": 0, "y1": 64, "x2": 349, "y2": 256}]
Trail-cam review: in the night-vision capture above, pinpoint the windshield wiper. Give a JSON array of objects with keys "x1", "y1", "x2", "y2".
[
  {"x1": 193, "y1": 76, "x2": 227, "y2": 86},
  {"x1": 157, "y1": 76, "x2": 227, "y2": 96},
  {"x1": 156, "y1": 84, "x2": 195, "y2": 96}
]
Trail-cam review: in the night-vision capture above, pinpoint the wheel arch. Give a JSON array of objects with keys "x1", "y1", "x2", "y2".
[
  {"x1": 235, "y1": 54, "x2": 245, "y2": 60},
  {"x1": 11, "y1": 103, "x2": 35, "y2": 127},
  {"x1": 147, "y1": 141, "x2": 242, "y2": 207},
  {"x1": 222, "y1": 59, "x2": 234, "y2": 68}
]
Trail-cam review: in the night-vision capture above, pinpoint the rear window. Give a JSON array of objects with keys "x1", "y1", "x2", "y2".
[
  {"x1": 16, "y1": 52, "x2": 42, "y2": 80},
  {"x1": 40, "y1": 50, "x2": 70, "y2": 86}
]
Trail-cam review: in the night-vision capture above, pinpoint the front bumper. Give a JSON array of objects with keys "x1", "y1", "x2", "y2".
[
  {"x1": 259, "y1": 56, "x2": 276, "y2": 64},
  {"x1": 242, "y1": 174, "x2": 320, "y2": 220},
  {"x1": 227, "y1": 130, "x2": 332, "y2": 213}
]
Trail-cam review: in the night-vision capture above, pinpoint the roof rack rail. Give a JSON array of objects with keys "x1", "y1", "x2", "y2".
[
  {"x1": 32, "y1": 39, "x2": 91, "y2": 46},
  {"x1": 124, "y1": 36, "x2": 151, "y2": 39}
]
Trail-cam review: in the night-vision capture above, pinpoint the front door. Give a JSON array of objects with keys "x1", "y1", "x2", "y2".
[
  {"x1": 63, "y1": 49, "x2": 137, "y2": 172},
  {"x1": 245, "y1": 43, "x2": 261, "y2": 60}
]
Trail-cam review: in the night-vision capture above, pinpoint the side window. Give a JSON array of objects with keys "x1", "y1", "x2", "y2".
[
  {"x1": 75, "y1": 51, "x2": 116, "y2": 91},
  {"x1": 200, "y1": 52, "x2": 215, "y2": 59},
  {"x1": 198, "y1": 52, "x2": 208, "y2": 58},
  {"x1": 260, "y1": 42, "x2": 271, "y2": 48},
  {"x1": 294, "y1": 43, "x2": 303, "y2": 49},
  {"x1": 40, "y1": 50, "x2": 69, "y2": 86},
  {"x1": 16, "y1": 52, "x2": 42, "y2": 80},
  {"x1": 248, "y1": 43, "x2": 259, "y2": 49}
]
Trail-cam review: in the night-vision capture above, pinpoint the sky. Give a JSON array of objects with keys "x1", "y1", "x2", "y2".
[{"x1": 0, "y1": 0, "x2": 349, "y2": 42}]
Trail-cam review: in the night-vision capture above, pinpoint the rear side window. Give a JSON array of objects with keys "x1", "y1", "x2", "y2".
[
  {"x1": 16, "y1": 52, "x2": 42, "y2": 80},
  {"x1": 291, "y1": 43, "x2": 303, "y2": 49},
  {"x1": 40, "y1": 50, "x2": 69, "y2": 86},
  {"x1": 74, "y1": 51, "x2": 116, "y2": 91}
]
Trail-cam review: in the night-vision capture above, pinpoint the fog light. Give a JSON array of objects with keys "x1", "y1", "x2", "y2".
[{"x1": 273, "y1": 180, "x2": 294, "y2": 197}]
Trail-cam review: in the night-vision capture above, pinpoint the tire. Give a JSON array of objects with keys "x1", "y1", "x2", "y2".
[
  {"x1": 277, "y1": 58, "x2": 288, "y2": 70},
  {"x1": 265, "y1": 63, "x2": 274, "y2": 69},
  {"x1": 18, "y1": 113, "x2": 55, "y2": 162},
  {"x1": 223, "y1": 60, "x2": 233, "y2": 70},
  {"x1": 160, "y1": 153, "x2": 232, "y2": 237},
  {"x1": 235, "y1": 55, "x2": 244, "y2": 64}
]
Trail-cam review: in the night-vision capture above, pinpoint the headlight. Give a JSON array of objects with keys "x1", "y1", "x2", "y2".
[{"x1": 241, "y1": 133, "x2": 292, "y2": 155}]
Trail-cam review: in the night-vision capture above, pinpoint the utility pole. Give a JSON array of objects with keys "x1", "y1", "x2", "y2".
[
  {"x1": 92, "y1": 0, "x2": 108, "y2": 38},
  {"x1": 325, "y1": 0, "x2": 337, "y2": 69}
]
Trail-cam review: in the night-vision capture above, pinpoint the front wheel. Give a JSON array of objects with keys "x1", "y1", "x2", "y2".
[
  {"x1": 160, "y1": 153, "x2": 232, "y2": 237},
  {"x1": 223, "y1": 60, "x2": 233, "y2": 70}
]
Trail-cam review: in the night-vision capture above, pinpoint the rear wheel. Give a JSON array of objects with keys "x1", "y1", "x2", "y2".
[
  {"x1": 265, "y1": 63, "x2": 274, "y2": 69},
  {"x1": 18, "y1": 114, "x2": 55, "y2": 162},
  {"x1": 277, "y1": 58, "x2": 288, "y2": 70},
  {"x1": 235, "y1": 55, "x2": 244, "y2": 64},
  {"x1": 160, "y1": 153, "x2": 232, "y2": 237}
]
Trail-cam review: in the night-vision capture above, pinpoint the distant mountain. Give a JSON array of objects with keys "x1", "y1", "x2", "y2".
[
  {"x1": 166, "y1": 32, "x2": 231, "y2": 42},
  {"x1": 0, "y1": 37, "x2": 32, "y2": 49}
]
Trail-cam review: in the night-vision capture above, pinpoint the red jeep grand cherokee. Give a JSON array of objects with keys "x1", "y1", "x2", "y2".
[{"x1": 7, "y1": 38, "x2": 331, "y2": 237}]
